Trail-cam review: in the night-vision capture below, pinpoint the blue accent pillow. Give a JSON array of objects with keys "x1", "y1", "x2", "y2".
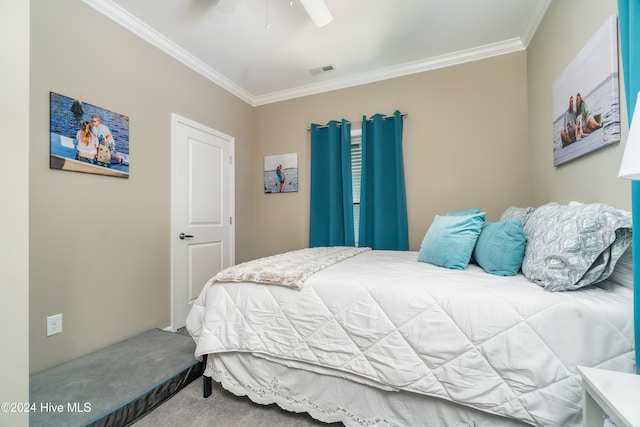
[
  {"x1": 418, "y1": 212, "x2": 486, "y2": 270},
  {"x1": 447, "y1": 208, "x2": 481, "y2": 216},
  {"x1": 472, "y1": 219, "x2": 526, "y2": 276}
]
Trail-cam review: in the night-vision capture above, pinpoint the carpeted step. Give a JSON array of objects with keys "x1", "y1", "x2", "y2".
[{"x1": 30, "y1": 328, "x2": 202, "y2": 427}]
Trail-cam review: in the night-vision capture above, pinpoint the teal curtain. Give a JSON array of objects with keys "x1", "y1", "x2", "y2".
[
  {"x1": 618, "y1": 0, "x2": 640, "y2": 372},
  {"x1": 309, "y1": 120, "x2": 355, "y2": 247},
  {"x1": 358, "y1": 110, "x2": 409, "y2": 250}
]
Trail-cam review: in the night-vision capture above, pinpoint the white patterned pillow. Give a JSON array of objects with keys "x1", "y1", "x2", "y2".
[
  {"x1": 609, "y1": 245, "x2": 633, "y2": 289},
  {"x1": 500, "y1": 206, "x2": 535, "y2": 226},
  {"x1": 522, "y1": 203, "x2": 632, "y2": 291}
]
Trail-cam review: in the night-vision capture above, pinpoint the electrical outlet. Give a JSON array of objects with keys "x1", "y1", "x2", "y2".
[{"x1": 47, "y1": 313, "x2": 63, "y2": 336}]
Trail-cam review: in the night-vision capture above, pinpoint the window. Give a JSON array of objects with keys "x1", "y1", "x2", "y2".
[{"x1": 351, "y1": 129, "x2": 362, "y2": 245}]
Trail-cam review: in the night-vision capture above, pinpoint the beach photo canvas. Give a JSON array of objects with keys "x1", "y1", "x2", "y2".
[
  {"x1": 552, "y1": 15, "x2": 620, "y2": 167},
  {"x1": 50, "y1": 92, "x2": 130, "y2": 178},
  {"x1": 264, "y1": 153, "x2": 298, "y2": 193}
]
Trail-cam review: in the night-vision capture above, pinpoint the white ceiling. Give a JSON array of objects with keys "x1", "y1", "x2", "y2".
[{"x1": 84, "y1": 0, "x2": 551, "y2": 106}]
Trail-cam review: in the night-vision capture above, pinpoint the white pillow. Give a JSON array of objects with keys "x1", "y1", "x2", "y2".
[{"x1": 609, "y1": 245, "x2": 633, "y2": 289}]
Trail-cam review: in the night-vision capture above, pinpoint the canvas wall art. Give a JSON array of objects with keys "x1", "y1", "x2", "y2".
[
  {"x1": 50, "y1": 92, "x2": 130, "y2": 178},
  {"x1": 264, "y1": 153, "x2": 298, "y2": 193},
  {"x1": 552, "y1": 16, "x2": 620, "y2": 166}
]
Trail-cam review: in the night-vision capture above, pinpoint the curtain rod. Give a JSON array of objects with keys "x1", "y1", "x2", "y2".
[{"x1": 307, "y1": 112, "x2": 408, "y2": 131}]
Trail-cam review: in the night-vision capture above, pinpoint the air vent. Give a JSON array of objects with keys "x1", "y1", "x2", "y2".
[{"x1": 309, "y1": 64, "x2": 335, "y2": 76}]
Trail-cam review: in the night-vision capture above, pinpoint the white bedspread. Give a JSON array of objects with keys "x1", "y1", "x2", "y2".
[{"x1": 187, "y1": 250, "x2": 635, "y2": 426}]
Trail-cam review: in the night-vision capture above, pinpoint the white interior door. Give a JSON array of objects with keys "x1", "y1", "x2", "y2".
[{"x1": 172, "y1": 114, "x2": 234, "y2": 330}]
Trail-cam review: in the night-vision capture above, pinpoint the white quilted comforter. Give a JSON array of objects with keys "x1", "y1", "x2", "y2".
[{"x1": 186, "y1": 250, "x2": 635, "y2": 426}]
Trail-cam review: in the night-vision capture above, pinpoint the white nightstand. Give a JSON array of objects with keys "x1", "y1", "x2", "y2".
[{"x1": 578, "y1": 366, "x2": 640, "y2": 427}]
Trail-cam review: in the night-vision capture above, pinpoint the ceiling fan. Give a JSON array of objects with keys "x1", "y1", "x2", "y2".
[
  {"x1": 298, "y1": 0, "x2": 333, "y2": 27},
  {"x1": 208, "y1": 0, "x2": 333, "y2": 27}
]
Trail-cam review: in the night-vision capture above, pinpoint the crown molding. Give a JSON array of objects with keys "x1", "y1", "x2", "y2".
[
  {"x1": 520, "y1": 0, "x2": 552, "y2": 47},
  {"x1": 83, "y1": 0, "x2": 532, "y2": 107},
  {"x1": 253, "y1": 38, "x2": 526, "y2": 105},
  {"x1": 82, "y1": 0, "x2": 255, "y2": 105}
]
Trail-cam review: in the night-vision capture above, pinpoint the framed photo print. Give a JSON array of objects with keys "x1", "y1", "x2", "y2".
[
  {"x1": 264, "y1": 153, "x2": 298, "y2": 193},
  {"x1": 552, "y1": 16, "x2": 621, "y2": 166},
  {"x1": 49, "y1": 91, "x2": 130, "y2": 178}
]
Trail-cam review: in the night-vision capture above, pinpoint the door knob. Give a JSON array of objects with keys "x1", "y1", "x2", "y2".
[{"x1": 179, "y1": 233, "x2": 194, "y2": 240}]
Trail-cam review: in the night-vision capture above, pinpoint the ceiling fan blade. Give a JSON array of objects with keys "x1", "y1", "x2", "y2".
[
  {"x1": 188, "y1": 0, "x2": 222, "y2": 15},
  {"x1": 215, "y1": 0, "x2": 242, "y2": 14},
  {"x1": 299, "y1": 0, "x2": 333, "y2": 27}
]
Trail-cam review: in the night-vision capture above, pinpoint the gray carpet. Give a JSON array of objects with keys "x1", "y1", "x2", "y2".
[
  {"x1": 132, "y1": 375, "x2": 343, "y2": 427},
  {"x1": 30, "y1": 329, "x2": 201, "y2": 427},
  {"x1": 149, "y1": 327, "x2": 341, "y2": 426},
  {"x1": 31, "y1": 326, "x2": 341, "y2": 426}
]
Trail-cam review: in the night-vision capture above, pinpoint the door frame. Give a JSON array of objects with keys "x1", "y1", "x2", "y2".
[{"x1": 170, "y1": 113, "x2": 235, "y2": 331}]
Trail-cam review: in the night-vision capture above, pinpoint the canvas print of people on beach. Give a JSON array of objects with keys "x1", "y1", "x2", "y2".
[
  {"x1": 552, "y1": 16, "x2": 620, "y2": 167},
  {"x1": 50, "y1": 92, "x2": 130, "y2": 178},
  {"x1": 264, "y1": 153, "x2": 298, "y2": 193}
]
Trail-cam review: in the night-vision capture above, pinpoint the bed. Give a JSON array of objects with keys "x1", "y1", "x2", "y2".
[{"x1": 186, "y1": 203, "x2": 635, "y2": 427}]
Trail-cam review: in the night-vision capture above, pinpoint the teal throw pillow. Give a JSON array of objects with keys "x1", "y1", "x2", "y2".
[
  {"x1": 418, "y1": 212, "x2": 486, "y2": 270},
  {"x1": 447, "y1": 207, "x2": 481, "y2": 216},
  {"x1": 473, "y1": 219, "x2": 526, "y2": 276}
]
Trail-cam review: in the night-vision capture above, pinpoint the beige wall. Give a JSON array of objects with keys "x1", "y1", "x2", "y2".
[
  {"x1": 527, "y1": 0, "x2": 631, "y2": 209},
  {"x1": 29, "y1": 0, "x2": 255, "y2": 373},
  {"x1": 1, "y1": 2, "x2": 30, "y2": 426},
  {"x1": 252, "y1": 53, "x2": 530, "y2": 256}
]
